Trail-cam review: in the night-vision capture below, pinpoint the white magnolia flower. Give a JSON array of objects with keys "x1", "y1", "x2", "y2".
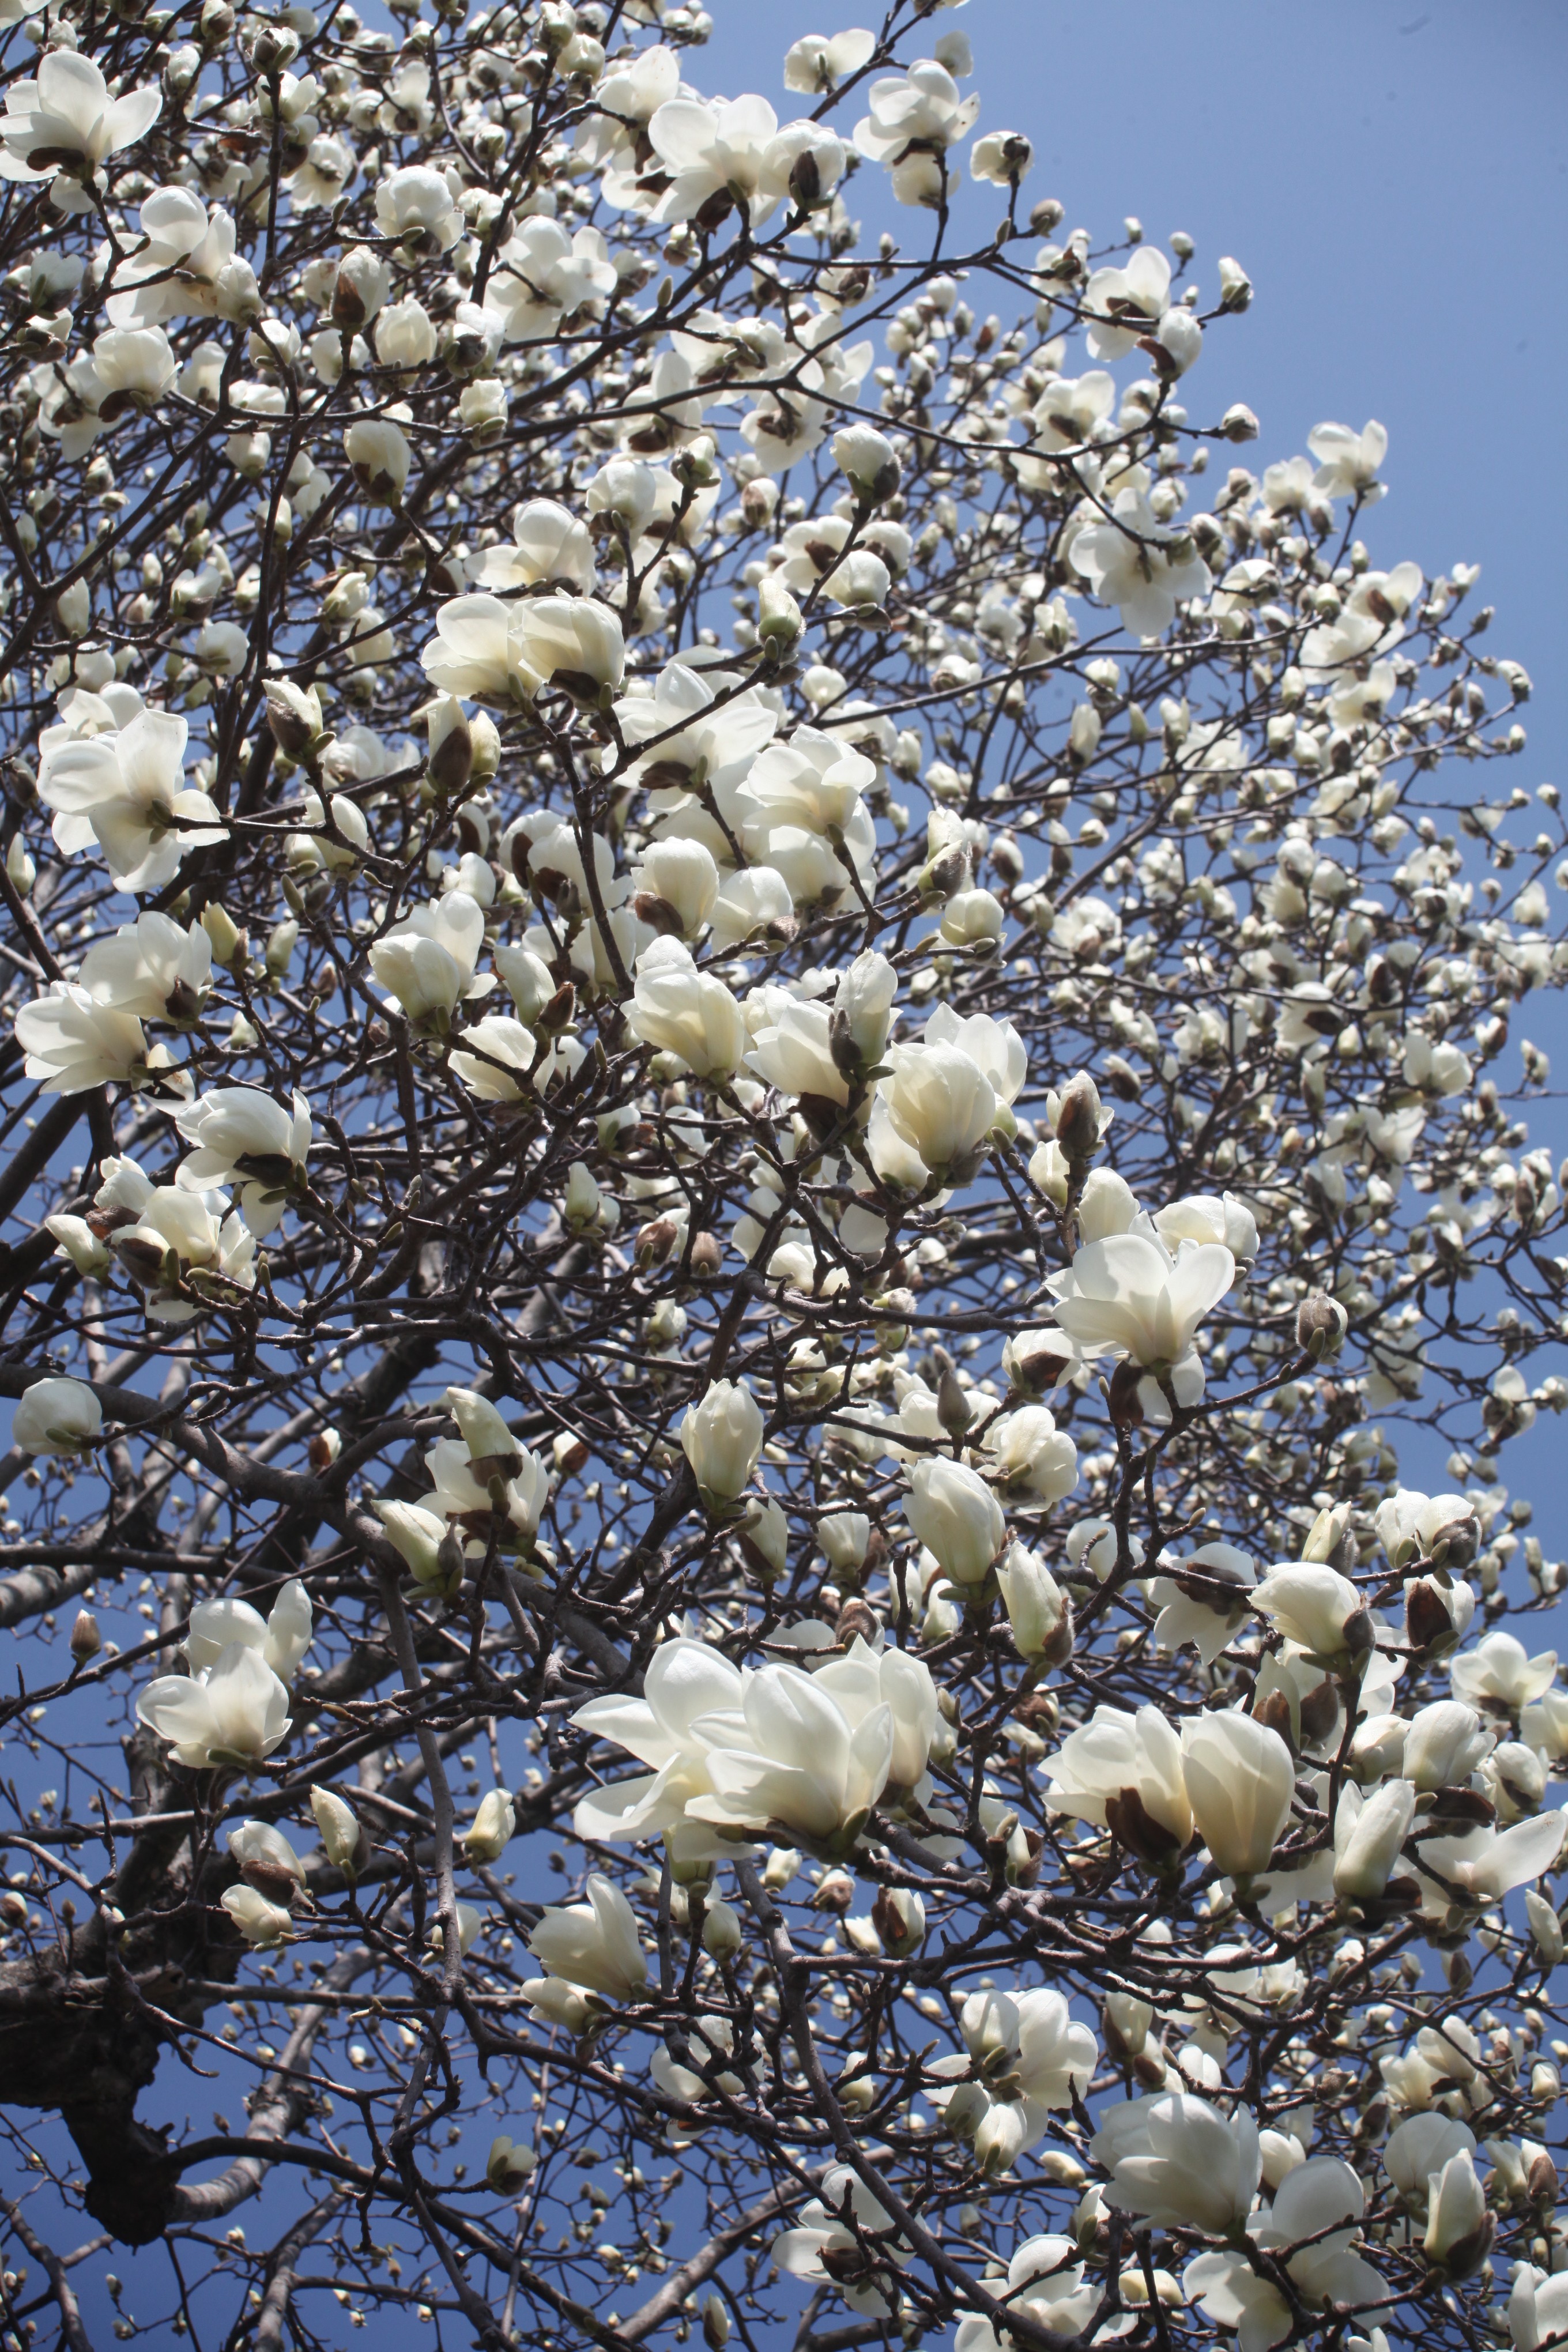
[
  {"x1": 628, "y1": 938, "x2": 747, "y2": 1078},
  {"x1": 0, "y1": 51, "x2": 161, "y2": 206},
  {"x1": 1080, "y1": 244, "x2": 1173, "y2": 360},
  {"x1": 369, "y1": 891, "x2": 488, "y2": 1031},
  {"x1": 14, "y1": 986, "x2": 164, "y2": 1096},
  {"x1": 1092, "y1": 2091, "x2": 1260, "y2": 2232},
  {"x1": 175, "y1": 1088, "x2": 312, "y2": 1236},
  {"x1": 36, "y1": 708, "x2": 227, "y2": 890},
  {"x1": 527, "y1": 1873, "x2": 646, "y2": 2002},
  {"x1": 1309, "y1": 418, "x2": 1388, "y2": 502},
  {"x1": 374, "y1": 162, "x2": 463, "y2": 253},
  {"x1": 1148, "y1": 1542, "x2": 1256, "y2": 1665},
  {"x1": 466, "y1": 497, "x2": 595, "y2": 595},
  {"x1": 783, "y1": 30, "x2": 875, "y2": 94},
  {"x1": 1250, "y1": 1563, "x2": 1369, "y2": 1663},
  {"x1": 1333, "y1": 1778, "x2": 1417, "y2": 1901},
  {"x1": 185, "y1": 1581, "x2": 313, "y2": 1686},
  {"x1": 772, "y1": 2163, "x2": 905, "y2": 2319},
  {"x1": 1185, "y1": 2157, "x2": 1385, "y2": 2349},
  {"x1": 982, "y1": 1406, "x2": 1079, "y2": 1503},
  {"x1": 222, "y1": 1883, "x2": 294, "y2": 1947},
  {"x1": 1450, "y1": 1630, "x2": 1558, "y2": 1714},
  {"x1": 77, "y1": 910, "x2": 212, "y2": 1023},
  {"x1": 106, "y1": 189, "x2": 258, "y2": 327},
  {"x1": 137, "y1": 1641, "x2": 291, "y2": 1768},
  {"x1": 12, "y1": 1376, "x2": 102, "y2": 1457},
  {"x1": 854, "y1": 62, "x2": 978, "y2": 191},
  {"x1": 1071, "y1": 487, "x2": 1212, "y2": 639},
  {"x1": 1046, "y1": 1230, "x2": 1233, "y2": 1375},
  {"x1": 903, "y1": 1457, "x2": 1005, "y2": 1584},
  {"x1": 681, "y1": 1379, "x2": 764, "y2": 1505},
  {"x1": 1181, "y1": 1710, "x2": 1294, "y2": 1878},
  {"x1": 665, "y1": 1654, "x2": 892, "y2": 1852},
  {"x1": 881, "y1": 1042, "x2": 997, "y2": 1178},
  {"x1": 1042, "y1": 1703, "x2": 1193, "y2": 1863}
]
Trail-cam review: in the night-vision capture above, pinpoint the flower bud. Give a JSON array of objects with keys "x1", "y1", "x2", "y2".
[
  {"x1": 831, "y1": 424, "x2": 900, "y2": 507},
  {"x1": 425, "y1": 696, "x2": 473, "y2": 795},
  {"x1": 69, "y1": 1609, "x2": 100, "y2": 1663},
  {"x1": 201, "y1": 901, "x2": 243, "y2": 967},
  {"x1": 1296, "y1": 1292, "x2": 1347, "y2": 1360},
  {"x1": 757, "y1": 572, "x2": 802, "y2": 651},
  {"x1": 870, "y1": 1885, "x2": 925, "y2": 1958},
  {"x1": 1053, "y1": 1071, "x2": 1102, "y2": 1161},
  {"x1": 487, "y1": 2134, "x2": 537, "y2": 2192},
  {"x1": 311, "y1": 1785, "x2": 365, "y2": 1879},
  {"x1": 700, "y1": 1897, "x2": 743, "y2": 1960},
  {"x1": 463, "y1": 1788, "x2": 516, "y2": 1865}
]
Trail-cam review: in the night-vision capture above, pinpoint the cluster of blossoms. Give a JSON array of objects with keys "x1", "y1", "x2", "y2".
[{"x1": 0, "y1": 0, "x2": 1562, "y2": 2346}]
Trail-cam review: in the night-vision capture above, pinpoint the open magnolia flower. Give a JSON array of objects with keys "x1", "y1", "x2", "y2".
[
  {"x1": 137, "y1": 1641, "x2": 292, "y2": 1769},
  {"x1": 36, "y1": 708, "x2": 225, "y2": 889}
]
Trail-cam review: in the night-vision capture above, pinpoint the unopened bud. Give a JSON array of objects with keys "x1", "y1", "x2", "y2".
[
  {"x1": 1054, "y1": 1072, "x2": 1102, "y2": 1161},
  {"x1": 1296, "y1": 1293, "x2": 1347, "y2": 1361},
  {"x1": 69, "y1": 1610, "x2": 100, "y2": 1662}
]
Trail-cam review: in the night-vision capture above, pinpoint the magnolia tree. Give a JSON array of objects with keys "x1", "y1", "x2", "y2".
[{"x1": 0, "y1": 0, "x2": 1565, "y2": 2345}]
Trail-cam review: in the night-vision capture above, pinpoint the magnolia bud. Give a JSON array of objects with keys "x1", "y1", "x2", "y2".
[
  {"x1": 700, "y1": 1897, "x2": 742, "y2": 1960},
  {"x1": 69, "y1": 1610, "x2": 100, "y2": 1662},
  {"x1": 1054, "y1": 1072, "x2": 1102, "y2": 1160},
  {"x1": 425, "y1": 696, "x2": 473, "y2": 795},
  {"x1": 1296, "y1": 1292, "x2": 1348, "y2": 1360},
  {"x1": 201, "y1": 900, "x2": 243, "y2": 967}
]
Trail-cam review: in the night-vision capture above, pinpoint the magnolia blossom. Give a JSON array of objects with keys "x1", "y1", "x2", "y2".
[
  {"x1": 1071, "y1": 488, "x2": 1212, "y2": 639},
  {"x1": 681, "y1": 1379, "x2": 764, "y2": 1504},
  {"x1": 105, "y1": 187, "x2": 258, "y2": 327},
  {"x1": 1185, "y1": 2157, "x2": 1386, "y2": 2350},
  {"x1": 1148, "y1": 1542, "x2": 1256, "y2": 1664},
  {"x1": 1046, "y1": 1230, "x2": 1234, "y2": 1374},
  {"x1": 369, "y1": 891, "x2": 488, "y2": 1031},
  {"x1": 683, "y1": 1658, "x2": 896, "y2": 1850},
  {"x1": 12, "y1": 1376, "x2": 101, "y2": 1457},
  {"x1": 954, "y1": 2237, "x2": 1105, "y2": 2351},
  {"x1": 903, "y1": 1458, "x2": 1005, "y2": 1584},
  {"x1": 1450, "y1": 1630, "x2": 1558, "y2": 1713},
  {"x1": 647, "y1": 93, "x2": 828, "y2": 229},
  {"x1": 37, "y1": 708, "x2": 226, "y2": 890},
  {"x1": 628, "y1": 939, "x2": 747, "y2": 1078},
  {"x1": 1092, "y1": 2091, "x2": 1260, "y2": 2233},
  {"x1": 77, "y1": 910, "x2": 212, "y2": 1023},
  {"x1": 186, "y1": 1582, "x2": 313, "y2": 1686},
  {"x1": 1043, "y1": 1703, "x2": 1193, "y2": 1864},
  {"x1": 1250, "y1": 1563, "x2": 1369, "y2": 1661},
  {"x1": 996, "y1": 1543, "x2": 1072, "y2": 1661},
  {"x1": 527, "y1": 1874, "x2": 646, "y2": 2002},
  {"x1": 982, "y1": 1406, "x2": 1079, "y2": 1503},
  {"x1": 881, "y1": 1042, "x2": 997, "y2": 1178},
  {"x1": 467, "y1": 497, "x2": 595, "y2": 595},
  {"x1": 1309, "y1": 418, "x2": 1388, "y2": 502},
  {"x1": 137, "y1": 1641, "x2": 291, "y2": 1769},
  {"x1": 0, "y1": 51, "x2": 161, "y2": 206},
  {"x1": 1181, "y1": 1710, "x2": 1294, "y2": 1878},
  {"x1": 175, "y1": 1088, "x2": 312, "y2": 1236},
  {"x1": 785, "y1": 22, "x2": 877, "y2": 89},
  {"x1": 854, "y1": 62, "x2": 978, "y2": 206},
  {"x1": 1333, "y1": 1778, "x2": 1416, "y2": 1901},
  {"x1": 14, "y1": 986, "x2": 162, "y2": 1096},
  {"x1": 772, "y1": 2165, "x2": 904, "y2": 2319},
  {"x1": 571, "y1": 1635, "x2": 745, "y2": 1852}
]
